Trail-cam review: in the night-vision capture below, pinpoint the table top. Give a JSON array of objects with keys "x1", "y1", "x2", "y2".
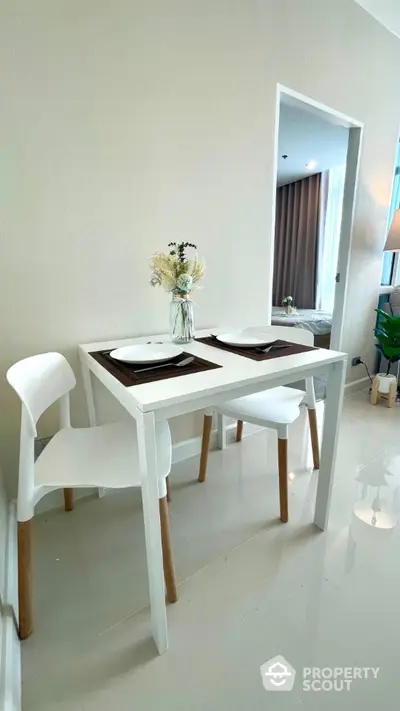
[{"x1": 79, "y1": 330, "x2": 347, "y2": 414}]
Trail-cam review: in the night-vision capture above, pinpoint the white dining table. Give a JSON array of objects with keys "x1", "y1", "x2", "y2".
[{"x1": 78, "y1": 329, "x2": 347, "y2": 654}]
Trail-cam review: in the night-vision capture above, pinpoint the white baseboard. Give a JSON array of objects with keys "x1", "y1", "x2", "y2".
[
  {"x1": 172, "y1": 421, "x2": 263, "y2": 464},
  {"x1": 344, "y1": 376, "x2": 370, "y2": 394},
  {"x1": 172, "y1": 421, "x2": 236, "y2": 464},
  {"x1": 1, "y1": 502, "x2": 21, "y2": 711},
  {"x1": 171, "y1": 433, "x2": 204, "y2": 464}
]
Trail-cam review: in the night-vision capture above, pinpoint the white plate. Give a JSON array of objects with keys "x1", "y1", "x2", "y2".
[
  {"x1": 216, "y1": 333, "x2": 271, "y2": 348},
  {"x1": 109, "y1": 344, "x2": 183, "y2": 365}
]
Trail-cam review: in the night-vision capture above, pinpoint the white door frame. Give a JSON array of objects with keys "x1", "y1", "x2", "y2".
[{"x1": 270, "y1": 83, "x2": 364, "y2": 352}]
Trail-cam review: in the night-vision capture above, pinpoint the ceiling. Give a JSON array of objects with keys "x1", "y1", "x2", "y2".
[
  {"x1": 277, "y1": 102, "x2": 349, "y2": 186},
  {"x1": 354, "y1": 0, "x2": 400, "y2": 38}
]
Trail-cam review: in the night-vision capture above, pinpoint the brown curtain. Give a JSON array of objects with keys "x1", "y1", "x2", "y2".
[{"x1": 273, "y1": 172, "x2": 322, "y2": 309}]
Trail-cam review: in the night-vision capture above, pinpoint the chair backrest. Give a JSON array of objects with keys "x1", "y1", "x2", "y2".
[
  {"x1": 7, "y1": 353, "x2": 76, "y2": 521},
  {"x1": 7, "y1": 352, "x2": 76, "y2": 436},
  {"x1": 243, "y1": 325, "x2": 316, "y2": 407},
  {"x1": 243, "y1": 325, "x2": 314, "y2": 347}
]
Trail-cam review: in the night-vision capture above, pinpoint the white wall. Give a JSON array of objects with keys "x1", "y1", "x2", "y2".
[
  {"x1": 1, "y1": 0, "x2": 400, "y2": 496},
  {"x1": 355, "y1": 0, "x2": 400, "y2": 38}
]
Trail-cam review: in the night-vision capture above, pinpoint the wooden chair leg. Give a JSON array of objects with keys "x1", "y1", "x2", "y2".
[
  {"x1": 63, "y1": 488, "x2": 74, "y2": 512},
  {"x1": 277, "y1": 438, "x2": 288, "y2": 523},
  {"x1": 198, "y1": 414, "x2": 213, "y2": 483},
  {"x1": 159, "y1": 497, "x2": 178, "y2": 603},
  {"x1": 236, "y1": 420, "x2": 244, "y2": 442},
  {"x1": 307, "y1": 408, "x2": 320, "y2": 470},
  {"x1": 166, "y1": 476, "x2": 171, "y2": 502},
  {"x1": 18, "y1": 520, "x2": 33, "y2": 640}
]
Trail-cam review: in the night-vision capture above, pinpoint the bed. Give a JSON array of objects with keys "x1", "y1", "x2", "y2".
[{"x1": 271, "y1": 307, "x2": 332, "y2": 349}]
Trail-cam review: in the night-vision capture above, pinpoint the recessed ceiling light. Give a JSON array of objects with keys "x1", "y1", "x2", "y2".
[{"x1": 306, "y1": 160, "x2": 317, "y2": 170}]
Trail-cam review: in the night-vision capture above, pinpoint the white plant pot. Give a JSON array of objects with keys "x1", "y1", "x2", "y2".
[{"x1": 376, "y1": 373, "x2": 397, "y2": 394}]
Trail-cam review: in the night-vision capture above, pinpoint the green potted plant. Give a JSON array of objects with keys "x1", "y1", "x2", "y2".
[{"x1": 374, "y1": 309, "x2": 400, "y2": 393}]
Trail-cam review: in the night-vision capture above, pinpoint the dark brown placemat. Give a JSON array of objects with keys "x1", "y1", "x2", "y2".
[
  {"x1": 195, "y1": 336, "x2": 317, "y2": 361},
  {"x1": 89, "y1": 349, "x2": 222, "y2": 387}
]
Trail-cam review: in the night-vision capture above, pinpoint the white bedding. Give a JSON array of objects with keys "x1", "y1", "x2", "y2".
[{"x1": 271, "y1": 307, "x2": 332, "y2": 336}]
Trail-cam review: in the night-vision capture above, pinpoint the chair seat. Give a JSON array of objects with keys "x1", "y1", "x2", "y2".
[
  {"x1": 35, "y1": 420, "x2": 171, "y2": 489},
  {"x1": 217, "y1": 386, "x2": 305, "y2": 427}
]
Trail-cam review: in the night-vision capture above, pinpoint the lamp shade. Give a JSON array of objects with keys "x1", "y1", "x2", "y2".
[{"x1": 384, "y1": 209, "x2": 400, "y2": 252}]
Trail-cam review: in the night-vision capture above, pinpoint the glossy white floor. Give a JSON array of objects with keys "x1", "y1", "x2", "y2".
[{"x1": 22, "y1": 390, "x2": 400, "y2": 710}]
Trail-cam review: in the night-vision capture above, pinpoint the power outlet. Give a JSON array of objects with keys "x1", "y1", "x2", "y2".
[{"x1": 351, "y1": 356, "x2": 362, "y2": 366}]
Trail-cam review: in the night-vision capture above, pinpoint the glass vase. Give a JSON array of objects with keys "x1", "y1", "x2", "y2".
[{"x1": 169, "y1": 294, "x2": 195, "y2": 344}]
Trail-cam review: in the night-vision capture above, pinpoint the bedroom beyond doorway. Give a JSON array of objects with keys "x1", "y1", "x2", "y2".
[{"x1": 270, "y1": 88, "x2": 362, "y2": 350}]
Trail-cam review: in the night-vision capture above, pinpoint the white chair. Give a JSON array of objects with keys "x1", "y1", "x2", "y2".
[
  {"x1": 7, "y1": 352, "x2": 177, "y2": 640},
  {"x1": 198, "y1": 326, "x2": 320, "y2": 523}
]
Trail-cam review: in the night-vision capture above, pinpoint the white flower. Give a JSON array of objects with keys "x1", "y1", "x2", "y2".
[
  {"x1": 176, "y1": 273, "x2": 193, "y2": 293},
  {"x1": 282, "y1": 295, "x2": 293, "y2": 305}
]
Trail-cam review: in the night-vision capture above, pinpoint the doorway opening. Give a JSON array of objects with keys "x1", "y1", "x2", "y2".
[{"x1": 270, "y1": 85, "x2": 363, "y2": 351}]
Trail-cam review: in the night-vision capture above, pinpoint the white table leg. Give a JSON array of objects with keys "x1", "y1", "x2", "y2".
[
  {"x1": 79, "y1": 353, "x2": 105, "y2": 498},
  {"x1": 314, "y1": 360, "x2": 346, "y2": 531},
  {"x1": 79, "y1": 352, "x2": 97, "y2": 426},
  {"x1": 217, "y1": 413, "x2": 226, "y2": 450},
  {"x1": 137, "y1": 410, "x2": 168, "y2": 654}
]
